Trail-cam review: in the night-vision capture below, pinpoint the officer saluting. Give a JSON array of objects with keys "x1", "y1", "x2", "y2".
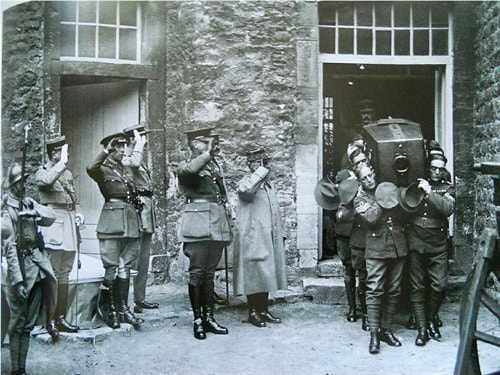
[
  {"x1": 86, "y1": 133, "x2": 143, "y2": 329},
  {"x1": 178, "y1": 128, "x2": 231, "y2": 340},
  {"x1": 122, "y1": 125, "x2": 159, "y2": 313},
  {"x1": 407, "y1": 145, "x2": 454, "y2": 345},
  {"x1": 35, "y1": 136, "x2": 82, "y2": 333},
  {"x1": 2, "y1": 163, "x2": 58, "y2": 374}
]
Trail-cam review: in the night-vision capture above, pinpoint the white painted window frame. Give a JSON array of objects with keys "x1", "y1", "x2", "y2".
[{"x1": 60, "y1": 1, "x2": 141, "y2": 64}]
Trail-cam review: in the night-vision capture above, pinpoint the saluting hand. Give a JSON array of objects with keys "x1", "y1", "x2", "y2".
[
  {"x1": 105, "y1": 138, "x2": 116, "y2": 153},
  {"x1": 417, "y1": 178, "x2": 431, "y2": 194},
  {"x1": 355, "y1": 201, "x2": 370, "y2": 214},
  {"x1": 60, "y1": 144, "x2": 69, "y2": 164}
]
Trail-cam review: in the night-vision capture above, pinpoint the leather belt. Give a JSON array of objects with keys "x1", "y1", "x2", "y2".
[
  {"x1": 137, "y1": 189, "x2": 153, "y2": 197},
  {"x1": 413, "y1": 216, "x2": 445, "y2": 229},
  {"x1": 186, "y1": 197, "x2": 220, "y2": 204},
  {"x1": 47, "y1": 202, "x2": 75, "y2": 211}
]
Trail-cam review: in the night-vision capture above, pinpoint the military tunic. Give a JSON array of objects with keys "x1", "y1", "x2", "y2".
[
  {"x1": 1, "y1": 195, "x2": 57, "y2": 335},
  {"x1": 87, "y1": 151, "x2": 141, "y2": 282},
  {"x1": 177, "y1": 151, "x2": 232, "y2": 286}
]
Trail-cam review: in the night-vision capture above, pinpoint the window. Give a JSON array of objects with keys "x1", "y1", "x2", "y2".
[
  {"x1": 319, "y1": 2, "x2": 451, "y2": 56},
  {"x1": 60, "y1": 1, "x2": 141, "y2": 63}
]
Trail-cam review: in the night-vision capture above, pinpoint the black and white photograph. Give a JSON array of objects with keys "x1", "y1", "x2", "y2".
[{"x1": 0, "y1": 1, "x2": 499, "y2": 374}]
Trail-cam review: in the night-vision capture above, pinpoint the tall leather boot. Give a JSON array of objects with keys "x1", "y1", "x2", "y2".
[
  {"x1": 367, "y1": 304, "x2": 381, "y2": 354},
  {"x1": 18, "y1": 332, "x2": 30, "y2": 375},
  {"x1": 202, "y1": 281, "x2": 228, "y2": 334},
  {"x1": 97, "y1": 282, "x2": 120, "y2": 329},
  {"x1": 344, "y1": 266, "x2": 357, "y2": 322},
  {"x1": 188, "y1": 283, "x2": 206, "y2": 340},
  {"x1": 380, "y1": 298, "x2": 401, "y2": 347},
  {"x1": 358, "y1": 291, "x2": 369, "y2": 331},
  {"x1": 55, "y1": 283, "x2": 79, "y2": 332},
  {"x1": 427, "y1": 291, "x2": 445, "y2": 339},
  {"x1": 9, "y1": 333, "x2": 20, "y2": 375},
  {"x1": 116, "y1": 278, "x2": 144, "y2": 328},
  {"x1": 259, "y1": 292, "x2": 281, "y2": 324},
  {"x1": 247, "y1": 294, "x2": 266, "y2": 327}
]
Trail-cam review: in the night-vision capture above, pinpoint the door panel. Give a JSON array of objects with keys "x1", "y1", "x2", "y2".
[{"x1": 61, "y1": 81, "x2": 139, "y2": 254}]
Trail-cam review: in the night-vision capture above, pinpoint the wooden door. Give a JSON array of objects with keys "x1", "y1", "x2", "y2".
[{"x1": 61, "y1": 81, "x2": 140, "y2": 254}]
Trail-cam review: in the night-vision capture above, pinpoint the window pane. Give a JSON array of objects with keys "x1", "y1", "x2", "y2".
[
  {"x1": 414, "y1": 30, "x2": 429, "y2": 55},
  {"x1": 78, "y1": 25, "x2": 96, "y2": 57},
  {"x1": 119, "y1": 29, "x2": 137, "y2": 60},
  {"x1": 432, "y1": 29, "x2": 448, "y2": 55},
  {"x1": 318, "y1": 3, "x2": 336, "y2": 26},
  {"x1": 375, "y1": 2, "x2": 391, "y2": 27},
  {"x1": 98, "y1": 27, "x2": 116, "y2": 58},
  {"x1": 413, "y1": 3, "x2": 430, "y2": 27},
  {"x1": 376, "y1": 31, "x2": 391, "y2": 55},
  {"x1": 357, "y1": 29, "x2": 372, "y2": 55},
  {"x1": 60, "y1": 24, "x2": 76, "y2": 56},
  {"x1": 395, "y1": 30, "x2": 409, "y2": 55},
  {"x1": 338, "y1": 28, "x2": 353, "y2": 54},
  {"x1": 337, "y1": 3, "x2": 353, "y2": 26},
  {"x1": 319, "y1": 27, "x2": 336, "y2": 53},
  {"x1": 394, "y1": 2, "x2": 410, "y2": 27},
  {"x1": 99, "y1": 1, "x2": 116, "y2": 24},
  {"x1": 120, "y1": 1, "x2": 137, "y2": 26},
  {"x1": 431, "y1": 4, "x2": 448, "y2": 27},
  {"x1": 357, "y1": 2, "x2": 372, "y2": 26},
  {"x1": 78, "y1": 1, "x2": 96, "y2": 23},
  {"x1": 60, "y1": 2, "x2": 76, "y2": 22}
]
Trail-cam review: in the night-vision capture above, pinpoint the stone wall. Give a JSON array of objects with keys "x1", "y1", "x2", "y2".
[
  {"x1": 2, "y1": 1, "x2": 45, "y2": 198},
  {"x1": 165, "y1": 0, "x2": 302, "y2": 284},
  {"x1": 473, "y1": 2, "x2": 500, "y2": 238}
]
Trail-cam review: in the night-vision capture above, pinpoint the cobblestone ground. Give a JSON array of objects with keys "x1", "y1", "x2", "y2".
[{"x1": 1, "y1": 283, "x2": 499, "y2": 375}]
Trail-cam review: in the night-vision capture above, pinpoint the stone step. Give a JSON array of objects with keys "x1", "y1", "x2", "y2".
[
  {"x1": 303, "y1": 277, "x2": 346, "y2": 305},
  {"x1": 317, "y1": 257, "x2": 344, "y2": 278}
]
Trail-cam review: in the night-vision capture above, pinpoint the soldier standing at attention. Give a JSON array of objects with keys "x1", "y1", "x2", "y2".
[
  {"x1": 177, "y1": 128, "x2": 231, "y2": 340},
  {"x1": 122, "y1": 125, "x2": 159, "y2": 313},
  {"x1": 354, "y1": 166, "x2": 408, "y2": 354},
  {"x1": 87, "y1": 133, "x2": 143, "y2": 329},
  {"x1": 408, "y1": 147, "x2": 454, "y2": 346},
  {"x1": 35, "y1": 136, "x2": 82, "y2": 333},
  {"x1": 234, "y1": 149, "x2": 287, "y2": 327},
  {"x1": 2, "y1": 163, "x2": 58, "y2": 375}
]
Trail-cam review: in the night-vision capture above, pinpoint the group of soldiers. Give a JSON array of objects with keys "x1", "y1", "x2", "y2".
[{"x1": 315, "y1": 99, "x2": 455, "y2": 354}]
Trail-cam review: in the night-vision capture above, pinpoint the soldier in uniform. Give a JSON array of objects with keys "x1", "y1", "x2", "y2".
[
  {"x1": 87, "y1": 133, "x2": 143, "y2": 329},
  {"x1": 122, "y1": 125, "x2": 159, "y2": 313},
  {"x1": 2, "y1": 163, "x2": 58, "y2": 375},
  {"x1": 354, "y1": 166, "x2": 408, "y2": 354},
  {"x1": 234, "y1": 149, "x2": 287, "y2": 327},
  {"x1": 408, "y1": 147, "x2": 454, "y2": 345},
  {"x1": 35, "y1": 136, "x2": 82, "y2": 333},
  {"x1": 177, "y1": 128, "x2": 231, "y2": 340}
]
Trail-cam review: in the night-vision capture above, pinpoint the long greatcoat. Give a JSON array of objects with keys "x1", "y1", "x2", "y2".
[{"x1": 233, "y1": 166, "x2": 287, "y2": 296}]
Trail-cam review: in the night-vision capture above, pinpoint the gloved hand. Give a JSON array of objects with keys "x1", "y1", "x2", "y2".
[
  {"x1": 60, "y1": 144, "x2": 69, "y2": 164},
  {"x1": 15, "y1": 283, "x2": 28, "y2": 300},
  {"x1": 417, "y1": 178, "x2": 432, "y2": 194},
  {"x1": 75, "y1": 213, "x2": 85, "y2": 227}
]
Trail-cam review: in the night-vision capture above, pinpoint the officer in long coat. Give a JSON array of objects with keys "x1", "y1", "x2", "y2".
[
  {"x1": 122, "y1": 125, "x2": 159, "y2": 314},
  {"x1": 35, "y1": 136, "x2": 82, "y2": 333},
  {"x1": 354, "y1": 166, "x2": 408, "y2": 354},
  {"x1": 177, "y1": 128, "x2": 231, "y2": 340},
  {"x1": 234, "y1": 149, "x2": 287, "y2": 327},
  {"x1": 2, "y1": 163, "x2": 58, "y2": 375},
  {"x1": 408, "y1": 148, "x2": 454, "y2": 345},
  {"x1": 86, "y1": 133, "x2": 143, "y2": 329}
]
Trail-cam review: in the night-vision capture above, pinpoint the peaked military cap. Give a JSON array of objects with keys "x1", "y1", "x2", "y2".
[
  {"x1": 46, "y1": 135, "x2": 67, "y2": 155},
  {"x1": 338, "y1": 178, "x2": 360, "y2": 205},
  {"x1": 185, "y1": 127, "x2": 216, "y2": 142},
  {"x1": 375, "y1": 182, "x2": 399, "y2": 209},
  {"x1": 397, "y1": 182, "x2": 425, "y2": 213},
  {"x1": 100, "y1": 132, "x2": 127, "y2": 147},
  {"x1": 314, "y1": 177, "x2": 339, "y2": 211},
  {"x1": 359, "y1": 99, "x2": 375, "y2": 113},
  {"x1": 123, "y1": 124, "x2": 146, "y2": 138}
]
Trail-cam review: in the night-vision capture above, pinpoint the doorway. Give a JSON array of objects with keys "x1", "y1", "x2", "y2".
[
  {"x1": 61, "y1": 79, "x2": 140, "y2": 255},
  {"x1": 321, "y1": 63, "x2": 437, "y2": 259}
]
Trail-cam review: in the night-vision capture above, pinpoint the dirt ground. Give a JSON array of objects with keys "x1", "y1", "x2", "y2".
[{"x1": 1, "y1": 283, "x2": 499, "y2": 375}]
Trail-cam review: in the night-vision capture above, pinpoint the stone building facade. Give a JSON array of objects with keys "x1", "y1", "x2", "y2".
[{"x1": 2, "y1": 1, "x2": 499, "y2": 286}]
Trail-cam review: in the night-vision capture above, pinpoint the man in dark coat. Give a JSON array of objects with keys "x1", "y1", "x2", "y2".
[
  {"x1": 354, "y1": 166, "x2": 408, "y2": 354},
  {"x1": 234, "y1": 149, "x2": 287, "y2": 327},
  {"x1": 122, "y1": 125, "x2": 159, "y2": 313},
  {"x1": 408, "y1": 148, "x2": 454, "y2": 345},
  {"x1": 35, "y1": 136, "x2": 82, "y2": 333},
  {"x1": 177, "y1": 128, "x2": 232, "y2": 340},
  {"x1": 87, "y1": 133, "x2": 143, "y2": 329},
  {"x1": 2, "y1": 163, "x2": 58, "y2": 375}
]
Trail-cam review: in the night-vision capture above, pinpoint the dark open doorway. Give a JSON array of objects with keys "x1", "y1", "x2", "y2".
[{"x1": 321, "y1": 63, "x2": 437, "y2": 259}]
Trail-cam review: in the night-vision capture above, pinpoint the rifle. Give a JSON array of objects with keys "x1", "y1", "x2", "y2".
[
  {"x1": 74, "y1": 218, "x2": 83, "y2": 327},
  {"x1": 16, "y1": 124, "x2": 31, "y2": 282}
]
